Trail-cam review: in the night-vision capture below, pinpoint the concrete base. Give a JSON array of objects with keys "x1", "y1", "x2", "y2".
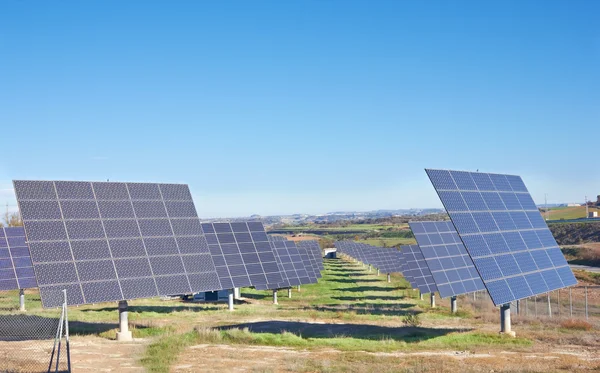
[
  {"x1": 499, "y1": 331, "x2": 516, "y2": 338},
  {"x1": 116, "y1": 331, "x2": 133, "y2": 341}
]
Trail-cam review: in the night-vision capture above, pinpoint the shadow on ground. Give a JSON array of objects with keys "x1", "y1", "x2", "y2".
[
  {"x1": 328, "y1": 278, "x2": 382, "y2": 284},
  {"x1": 81, "y1": 304, "x2": 222, "y2": 314},
  {"x1": 218, "y1": 320, "x2": 465, "y2": 342},
  {"x1": 332, "y1": 295, "x2": 406, "y2": 301},
  {"x1": 335, "y1": 286, "x2": 396, "y2": 293},
  {"x1": 0, "y1": 314, "x2": 119, "y2": 339},
  {"x1": 304, "y1": 302, "x2": 415, "y2": 316}
]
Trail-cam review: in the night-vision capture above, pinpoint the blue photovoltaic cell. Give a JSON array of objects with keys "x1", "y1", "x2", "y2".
[
  {"x1": 409, "y1": 221, "x2": 485, "y2": 298},
  {"x1": 0, "y1": 227, "x2": 37, "y2": 290},
  {"x1": 14, "y1": 180, "x2": 223, "y2": 308},
  {"x1": 425, "y1": 169, "x2": 577, "y2": 306},
  {"x1": 256, "y1": 238, "x2": 313, "y2": 290},
  {"x1": 400, "y1": 245, "x2": 437, "y2": 294},
  {"x1": 201, "y1": 222, "x2": 285, "y2": 289}
]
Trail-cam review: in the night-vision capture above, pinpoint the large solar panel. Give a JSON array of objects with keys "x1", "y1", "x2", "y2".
[
  {"x1": 400, "y1": 245, "x2": 437, "y2": 294},
  {"x1": 426, "y1": 169, "x2": 578, "y2": 305},
  {"x1": 14, "y1": 180, "x2": 222, "y2": 308},
  {"x1": 296, "y1": 243, "x2": 321, "y2": 279},
  {"x1": 201, "y1": 222, "x2": 285, "y2": 289},
  {"x1": 0, "y1": 227, "x2": 37, "y2": 290},
  {"x1": 409, "y1": 221, "x2": 485, "y2": 298},
  {"x1": 256, "y1": 238, "x2": 311, "y2": 290}
]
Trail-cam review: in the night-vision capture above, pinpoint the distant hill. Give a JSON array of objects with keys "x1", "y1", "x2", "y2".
[{"x1": 551, "y1": 222, "x2": 600, "y2": 245}]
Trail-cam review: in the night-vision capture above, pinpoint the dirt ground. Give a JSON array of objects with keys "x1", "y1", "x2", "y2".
[{"x1": 174, "y1": 342, "x2": 600, "y2": 373}]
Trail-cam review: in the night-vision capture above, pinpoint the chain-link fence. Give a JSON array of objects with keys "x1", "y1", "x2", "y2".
[
  {"x1": 455, "y1": 286, "x2": 600, "y2": 325},
  {"x1": 0, "y1": 291, "x2": 70, "y2": 373}
]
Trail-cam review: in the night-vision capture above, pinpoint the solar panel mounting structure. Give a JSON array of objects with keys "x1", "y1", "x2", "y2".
[
  {"x1": 0, "y1": 227, "x2": 37, "y2": 311},
  {"x1": 14, "y1": 180, "x2": 223, "y2": 341},
  {"x1": 426, "y1": 169, "x2": 578, "y2": 334}
]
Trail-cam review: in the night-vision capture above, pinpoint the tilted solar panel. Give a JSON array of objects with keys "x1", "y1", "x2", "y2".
[
  {"x1": 397, "y1": 251, "x2": 417, "y2": 288},
  {"x1": 14, "y1": 180, "x2": 222, "y2": 308},
  {"x1": 426, "y1": 169, "x2": 577, "y2": 305},
  {"x1": 201, "y1": 222, "x2": 285, "y2": 289},
  {"x1": 296, "y1": 240, "x2": 324, "y2": 273},
  {"x1": 409, "y1": 221, "x2": 485, "y2": 298},
  {"x1": 400, "y1": 245, "x2": 438, "y2": 294},
  {"x1": 256, "y1": 238, "x2": 311, "y2": 289},
  {"x1": 0, "y1": 227, "x2": 37, "y2": 290}
]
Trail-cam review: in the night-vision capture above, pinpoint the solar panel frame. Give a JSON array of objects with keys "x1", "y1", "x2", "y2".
[
  {"x1": 14, "y1": 180, "x2": 222, "y2": 308},
  {"x1": 409, "y1": 221, "x2": 485, "y2": 298},
  {"x1": 296, "y1": 240, "x2": 324, "y2": 273},
  {"x1": 400, "y1": 245, "x2": 437, "y2": 294},
  {"x1": 425, "y1": 169, "x2": 577, "y2": 306}
]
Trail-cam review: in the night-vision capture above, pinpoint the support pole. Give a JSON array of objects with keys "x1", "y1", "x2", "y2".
[
  {"x1": 369, "y1": 265, "x2": 372, "y2": 272},
  {"x1": 273, "y1": 290, "x2": 278, "y2": 305},
  {"x1": 288, "y1": 288, "x2": 292, "y2": 298},
  {"x1": 547, "y1": 293, "x2": 552, "y2": 318},
  {"x1": 585, "y1": 286, "x2": 588, "y2": 320},
  {"x1": 19, "y1": 289, "x2": 25, "y2": 312},
  {"x1": 450, "y1": 296, "x2": 457, "y2": 313},
  {"x1": 387, "y1": 273, "x2": 391, "y2": 283},
  {"x1": 516, "y1": 300, "x2": 520, "y2": 316},
  {"x1": 297, "y1": 285, "x2": 301, "y2": 292},
  {"x1": 117, "y1": 300, "x2": 133, "y2": 341},
  {"x1": 430, "y1": 293, "x2": 436, "y2": 308},
  {"x1": 569, "y1": 288, "x2": 573, "y2": 318},
  {"x1": 63, "y1": 289, "x2": 71, "y2": 373},
  {"x1": 234, "y1": 287, "x2": 241, "y2": 300},
  {"x1": 420, "y1": 292, "x2": 423, "y2": 301},
  {"x1": 500, "y1": 303, "x2": 515, "y2": 337},
  {"x1": 228, "y1": 289, "x2": 234, "y2": 311}
]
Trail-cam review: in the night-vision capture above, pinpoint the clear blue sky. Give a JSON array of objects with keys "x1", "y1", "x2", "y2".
[{"x1": 1, "y1": 1, "x2": 598, "y2": 217}]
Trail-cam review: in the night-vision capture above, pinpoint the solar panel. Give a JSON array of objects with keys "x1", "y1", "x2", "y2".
[
  {"x1": 268, "y1": 235, "x2": 287, "y2": 242},
  {"x1": 397, "y1": 250, "x2": 417, "y2": 288},
  {"x1": 296, "y1": 245, "x2": 318, "y2": 282},
  {"x1": 14, "y1": 180, "x2": 222, "y2": 308},
  {"x1": 426, "y1": 169, "x2": 578, "y2": 306},
  {"x1": 400, "y1": 245, "x2": 438, "y2": 294},
  {"x1": 296, "y1": 240, "x2": 324, "y2": 273},
  {"x1": 201, "y1": 222, "x2": 285, "y2": 289},
  {"x1": 295, "y1": 241, "x2": 321, "y2": 279},
  {"x1": 256, "y1": 238, "x2": 312, "y2": 289},
  {"x1": 0, "y1": 227, "x2": 37, "y2": 290},
  {"x1": 409, "y1": 221, "x2": 485, "y2": 298}
]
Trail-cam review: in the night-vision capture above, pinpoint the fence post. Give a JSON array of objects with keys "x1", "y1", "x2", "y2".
[
  {"x1": 63, "y1": 290, "x2": 71, "y2": 373},
  {"x1": 585, "y1": 286, "x2": 588, "y2": 320},
  {"x1": 569, "y1": 288, "x2": 573, "y2": 318}
]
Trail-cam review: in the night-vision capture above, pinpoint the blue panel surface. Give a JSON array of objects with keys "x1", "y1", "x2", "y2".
[
  {"x1": 425, "y1": 169, "x2": 577, "y2": 306},
  {"x1": 400, "y1": 245, "x2": 437, "y2": 294},
  {"x1": 14, "y1": 180, "x2": 222, "y2": 308},
  {"x1": 409, "y1": 221, "x2": 485, "y2": 298},
  {"x1": 0, "y1": 227, "x2": 37, "y2": 290},
  {"x1": 201, "y1": 221, "x2": 285, "y2": 289}
]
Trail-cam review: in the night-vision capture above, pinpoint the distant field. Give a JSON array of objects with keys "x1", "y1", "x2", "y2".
[
  {"x1": 270, "y1": 223, "x2": 409, "y2": 233},
  {"x1": 544, "y1": 206, "x2": 599, "y2": 220},
  {"x1": 357, "y1": 237, "x2": 416, "y2": 247}
]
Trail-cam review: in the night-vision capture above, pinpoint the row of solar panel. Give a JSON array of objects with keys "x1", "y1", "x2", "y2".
[{"x1": 7, "y1": 180, "x2": 324, "y2": 308}]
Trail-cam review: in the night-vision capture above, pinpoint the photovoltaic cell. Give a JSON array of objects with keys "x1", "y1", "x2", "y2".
[
  {"x1": 296, "y1": 240, "x2": 324, "y2": 274},
  {"x1": 409, "y1": 221, "x2": 485, "y2": 298},
  {"x1": 202, "y1": 222, "x2": 285, "y2": 289},
  {"x1": 14, "y1": 180, "x2": 222, "y2": 308},
  {"x1": 426, "y1": 169, "x2": 577, "y2": 305},
  {"x1": 400, "y1": 245, "x2": 437, "y2": 294},
  {"x1": 256, "y1": 238, "x2": 313, "y2": 289},
  {"x1": 0, "y1": 227, "x2": 37, "y2": 290}
]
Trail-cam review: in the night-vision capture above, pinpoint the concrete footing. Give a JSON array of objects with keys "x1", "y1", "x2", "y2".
[
  {"x1": 387, "y1": 273, "x2": 391, "y2": 283},
  {"x1": 234, "y1": 288, "x2": 241, "y2": 300},
  {"x1": 117, "y1": 300, "x2": 133, "y2": 342}
]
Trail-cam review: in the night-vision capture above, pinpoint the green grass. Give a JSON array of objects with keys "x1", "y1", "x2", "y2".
[
  {"x1": 545, "y1": 206, "x2": 599, "y2": 220},
  {"x1": 357, "y1": 238, "x2": 416, "y2": 247}
]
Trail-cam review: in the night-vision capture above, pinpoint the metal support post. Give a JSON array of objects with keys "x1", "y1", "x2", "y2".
[
  {"x1": 297, "y1": 285, "x2": 301, "y2": 292},
  {"x1": 387, "y1": 273, "x2": 391, "y2": 283},
  {"x1": 450, "y1": 296, "x2": 457, "y2": 313},
  {"x1": 228, "y1": 289, "x2": 234, "y2": 311},
  {"x1": 430, "y1": 293, "x2": 436, "y2": 308},
  {"x1": 547, "y1": 293, "x2": 552, "y2": 318},
  {"x1": 516, "y1": 300, "x2": 520, "y2": 316},
  {"x1": 377, "y1": 268, "x2": 380, "y2": 276},
  {"x1": 234, "y1": 287, "x2": 241, "y2": 300},
  {"x1": 273, "y1": 290, "x2": 278, "y2": 305},
  {"x1": 117, "y1": 300, "x2": 133, "y2": 341},
  {"x1": 569, "y1": 288, "x2": 573, "y2": 318},
  {"x1": 288, "y1": 288, "x2": 292, "y2": 298}
]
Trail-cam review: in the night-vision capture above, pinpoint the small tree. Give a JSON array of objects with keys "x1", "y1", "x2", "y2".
[{"x1": 4, "y1": 212, "x2": 23, "y2": 227}]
